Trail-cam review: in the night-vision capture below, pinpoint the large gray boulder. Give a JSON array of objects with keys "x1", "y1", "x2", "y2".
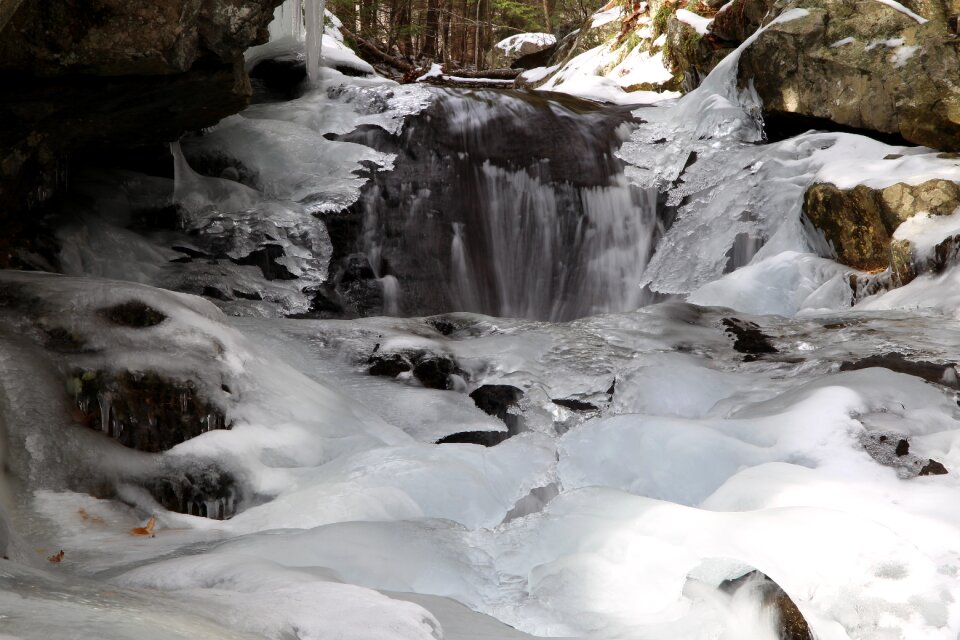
[
  {"x1": 0, "y1": 0, "x2": 283, "y2": 234},
  {"x1": 732, "y1": 0, "x2": 960, "y2": 150}
]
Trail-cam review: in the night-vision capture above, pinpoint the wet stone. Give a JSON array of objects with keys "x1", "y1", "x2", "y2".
[
  {"x1": 719, "y1": 571, "x2": 814, "y2": 640},
  {"x1": 368, "y1": 353, "x2": 412, "y2": 378},
  {"x1": 470, "y1": 384, "x2": 524, "y2": 434},
  {"x1": 41, "y1": 326, "x2": 88, "y2": 353},
  {"x1": 552, "y1": 398, "x2": 598, "y2": 412},
  {"x1": 69, "y1": 370, "x2": 229, "y2": 453},
  {"x1": 436, "y1": 430, "x2": 512, "y2": 447},
  {"x1": 412, "y1": 354, "x2": 462, "y2": 390},
  {"x1": 139, "y1": 464, "x2": 239, "y2": 520},
  {"x1": 99, "y1": 300, "x2": 166, "y2": 328},
  {"x1": 721, "y1": 317, "x2": 778, "y2": 361},
  {"x1": 840, "y1": 352, "x2": 960, "y2": 390}
]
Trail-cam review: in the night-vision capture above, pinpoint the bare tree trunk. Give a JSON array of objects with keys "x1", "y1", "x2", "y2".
[
  {"x1": 422, "y1": 0, "x2": 439, "y2": 57},
  {"x1": 473, "y1": 0, "x2": 480, "y2": 68}
]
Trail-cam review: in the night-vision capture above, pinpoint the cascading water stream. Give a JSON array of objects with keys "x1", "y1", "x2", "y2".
[{"x1": 341, "y1": 88, "x2": 665, "y2": 322}]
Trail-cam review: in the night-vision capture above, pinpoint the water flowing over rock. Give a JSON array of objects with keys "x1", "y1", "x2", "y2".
[{"x1": 328, "y1": 88, "x2": 663, "y2": 321}]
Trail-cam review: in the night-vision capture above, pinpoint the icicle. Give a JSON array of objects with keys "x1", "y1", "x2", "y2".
[
  {"x1": 267, "y1": 0, "x2": 305, "y2": 42},
  {"x1": 97, "y1": 393, "x2": 112, "y2": 436},
  {"x1": 304, "y1": 0, "x2": 325, "y2": 84}
]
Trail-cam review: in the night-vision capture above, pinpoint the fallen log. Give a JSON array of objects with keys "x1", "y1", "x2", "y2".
[
  {"x1": 419, "y1": 74, "x2": 517, "y2": 89},
  {"x1": 440, "y1": 67, "x2": 521, "y2": 80},
  {"x1": 339, "y1": 26, "x2": 415, "y2": 74}
]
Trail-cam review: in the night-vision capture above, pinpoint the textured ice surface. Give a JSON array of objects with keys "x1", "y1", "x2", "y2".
[{"x1": 4, "y1": 271, "x2": 960, "y2": 639}]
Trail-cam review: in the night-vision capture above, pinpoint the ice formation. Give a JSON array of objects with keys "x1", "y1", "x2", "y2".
[{"x1": 8, "y1": 3, "x2": 960, "y2": 640}]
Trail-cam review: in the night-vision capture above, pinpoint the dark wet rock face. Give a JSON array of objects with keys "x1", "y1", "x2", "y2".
[
  {"x1": 470, "y1": 384, "x2": 524, "y2": 434},
  {"x1": 840, "y1": 353, "x2": 960, "y2": 390},
  {"x1": 368, "y1": 349, "x2": 466, "y2": 390},
  {"x1": 719, "y1": 571, "x2": 814, "y2": 640},
  {"x1": 249, "y1": 55, "x2": 308, "y2": 103},
  {"x1": 436, "y1": 430, "x2": 512, "y2": 447},
  {"x1": 100, "y1": 301, "x2": 167, "y2": 328},
  {"x1": 70, "y1": 370, "x2": 229, "y2": 453},
  {"x1": 552, "y1": 398, "x2": 597, "y2": 412},
  {"x1": 325, "y1": 88, "x2": 657, "y2": 320},
  {"x1": 0, "y1": 0, "x2": 282, "y2": 234},
  {"x1": 722, "y1": 318, "x2": 778, "y2": 361},
  {"x1": 141, "y1": 465, "x2": 239, "y2": 520}
]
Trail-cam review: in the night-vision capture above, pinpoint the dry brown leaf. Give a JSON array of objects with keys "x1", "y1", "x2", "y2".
[
  {"x1": 78, "y1": 508, "x2": 106, "y2": 525},
  {"x1": 47, "y1": 550, "x2": 64, "y2": 563},
  {"x1": 130, "y1": 515, "x2": 156, "y2": 536}
]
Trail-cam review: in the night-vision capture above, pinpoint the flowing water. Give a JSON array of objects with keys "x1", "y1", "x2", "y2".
[{"x1": 339, "y1": 88, "x2": 663, "y2": 320}]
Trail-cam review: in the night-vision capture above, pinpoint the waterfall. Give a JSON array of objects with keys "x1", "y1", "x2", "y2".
[
  {"x1": 449, "y1": 164, "x2": 657, "y2": 320},
  {"x1": 348, "y1": 89, "x2": 662, "y2": 321}
]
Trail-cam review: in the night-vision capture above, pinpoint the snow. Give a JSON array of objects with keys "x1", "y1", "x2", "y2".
[
  {"x1": 873, "y1": 0, "x2": 929, "y2": 24},
  {"x1": 830, "y1": 36, "x2": 855, "y2": 48},
  {"x1": 676, "y1": 9, "x2": 713, "y2": 36},
  {"x1": 7, "y1": 269, "x2": 960, "y2": 638},
  {"x1": 518, "y1": 64, "x2": 558, "y2": 83},
  {"x1": 537, "y1": 43, "x2": 679, "y2": 104},
  {"x1": 891, "y1": 44, "x2": 919, "y2": 67},
  {"x1": 495, "y1": 32, "x2": 556, "y2": 56},
  {"x1": 893, "y1": 209, "x2": 960, "y2": 258},
  {"x1": 417, "y1": 63, "x2": 443, "y2": 81},
  {"x1": 532, "y1": 3, "x2": 683, "y2": 104},
  {"x1": 856, "y1": 265, "x2": 960, "y2": 318},
  {"x1": 11, "y1": 2, "x2": 960, "y2": 639},
  {"x1": 590, "y1": 4, "x2": 622, "y2": 28}
]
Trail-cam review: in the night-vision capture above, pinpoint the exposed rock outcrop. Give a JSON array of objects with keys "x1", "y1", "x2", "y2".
[
  {"x1": 491, "y1": 33, "x2": 557, "y2": 69},
  {"x1": 733, "y1": 0, "x2": 960, "y2": 150},
  {"x1": 70, "y1": 369, "x2": 229, "y2": 453},
  {"x1": 803, "y1": 178, "x2": 960, "y2": 281},
  {"x1": 0, "y1": 0, "x2": 283, "y2": 236}
]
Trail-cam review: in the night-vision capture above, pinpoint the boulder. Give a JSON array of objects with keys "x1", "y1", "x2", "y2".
[
  {"x1": 0, "y1": 0, "x2": 283, "y2": 233},
  {"x1": 718, "y1": 571, "x2": 814, "y2": 640},
  {"x1": 70, "y1": 369, "x2": 230, "y2": 453},
  {"x1": 803, "y1": 179, "x2": 960, "y2": 279},
  {"x1": 709, "y1": 0, "x2": 777, "y2": 44},
  {"x1": 721, "y1": 317, "x2": 778, "y2": 361},
  {"x1": 491, "y1": 32, "x2": 557, "y2": 69},
  {"x1": 470, "y1": 384, "x2": 524, "y2": 433},
  {"x1": 840, "y1": 352, "x2": 960, "y2": 389},
  {"x1": 736, "y1": 0, "x2": 960, "y2": 150},
  {"x1": 803, "y1": 183, "x2": 893, "y2": 272}
]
